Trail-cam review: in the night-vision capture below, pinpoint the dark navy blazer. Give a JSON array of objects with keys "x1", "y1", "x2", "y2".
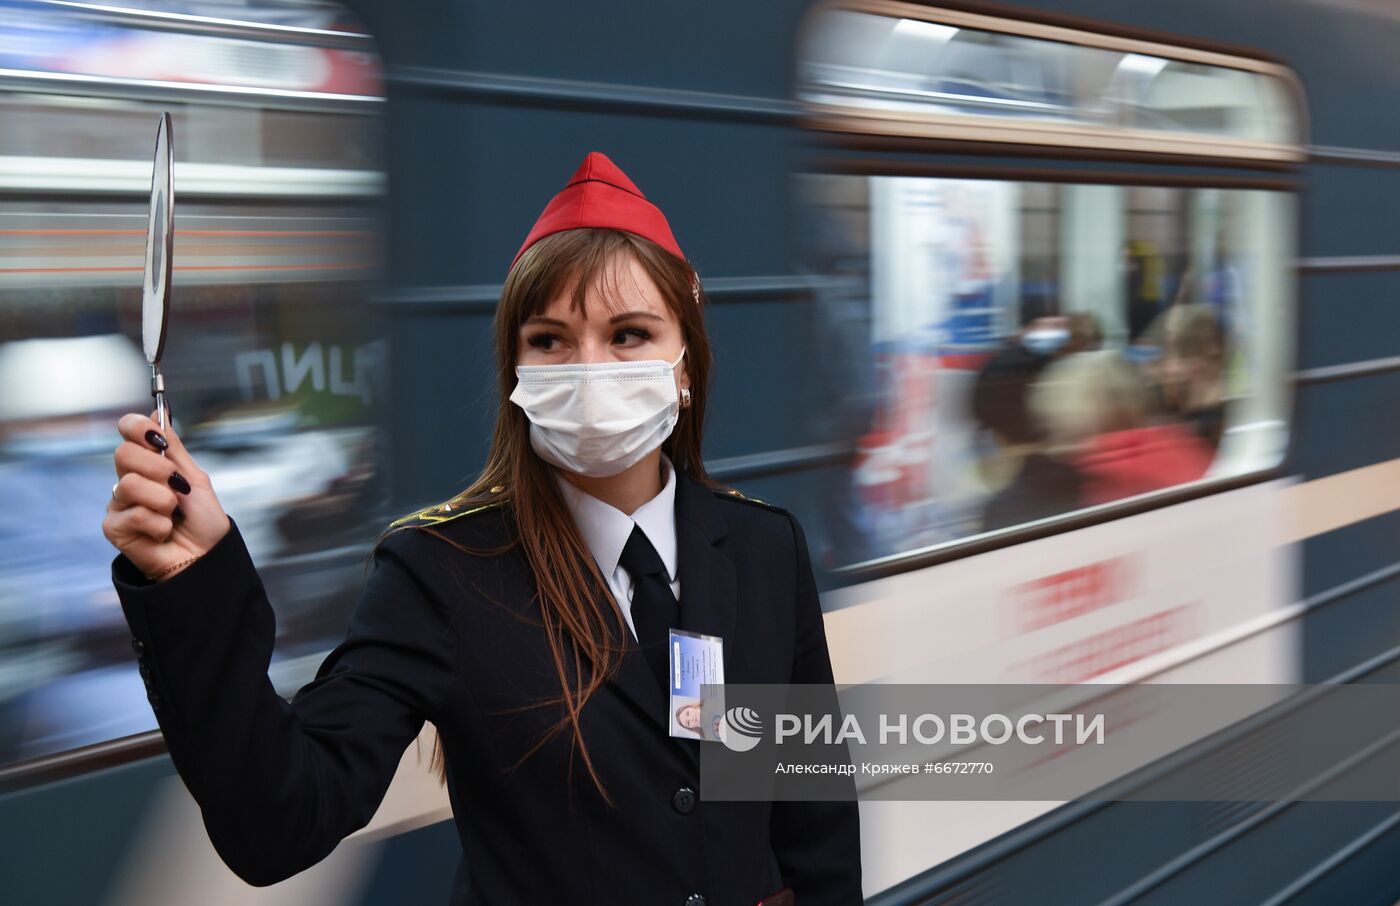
[{"x1": 111, "y1": 469, "x2": 863, "y2": 905}]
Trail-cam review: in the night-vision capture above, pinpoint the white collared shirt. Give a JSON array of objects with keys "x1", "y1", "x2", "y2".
[{"x1": 553, "y1": 452, "x2": 681, "y2": 641}]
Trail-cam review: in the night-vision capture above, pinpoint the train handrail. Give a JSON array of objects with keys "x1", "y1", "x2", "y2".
[
  {"x1": 29, "y1": 0, "x2": 375, "y2": 51},
  {"x1": 0, "y1": 68, "x2": 381, "y2": 113},
  {"x1": 0, "y1": 156, "x2": 383, "y2": 198}
]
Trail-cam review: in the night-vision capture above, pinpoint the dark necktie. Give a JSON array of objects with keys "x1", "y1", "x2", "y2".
[{"x1": 618, "y1": 523, "x2": 679, "y2": 692}]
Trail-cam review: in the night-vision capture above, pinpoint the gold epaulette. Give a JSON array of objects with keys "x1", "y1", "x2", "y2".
[
  {"x1": 714, "y1": 486, "x2": 788, "y2": 514},
  {"x1": 388, "y1": 485, "x2": 507, "y2": 529}
]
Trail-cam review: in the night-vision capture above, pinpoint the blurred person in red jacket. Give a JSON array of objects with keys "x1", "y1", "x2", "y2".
[{"x1": 1030, "y1": 348, "x2": 1214, "y2": 507}]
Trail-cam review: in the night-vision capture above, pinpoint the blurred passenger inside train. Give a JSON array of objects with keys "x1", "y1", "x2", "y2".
[
  {"x1": 1065, "y1": 311, "x2": 1104, "y2": 355},
  {"x1": 970, "y1": 309, "x2": 1083, "y2": 532},
  {"x1": 1030, "y1": 348, "x2": 1213, "y2": 507},
  {"x1": 798, "y1": 198, "x2": 879, "y2": 566},
  {"x1": 1145, "y1": 303, "x2": 1229, "y2": 450},
  {"x1": 1124, "y1": 239, "x2": 1169, "y2": 343}
]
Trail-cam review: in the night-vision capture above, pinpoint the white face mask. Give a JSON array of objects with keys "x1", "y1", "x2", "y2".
[
  {"x1": 508, "y1": 347, "x2": 686, "y2": 478},
  {"x1": 1022, "y1": 328, "x2": 1070, "y2": 356}
]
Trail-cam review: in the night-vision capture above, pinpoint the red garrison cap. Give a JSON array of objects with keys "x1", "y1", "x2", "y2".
[{"x1": 510, "y1": 151, "x2": 686, "y2": 271}]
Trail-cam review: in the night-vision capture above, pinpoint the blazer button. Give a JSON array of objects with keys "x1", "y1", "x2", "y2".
[
  {"x1": 130, "y1": 638, "x2": 145, "y2": 655},
  {"x1": 672, "y1": 787, "x2": 696, "y2": 814},
  {"x1": 684, "y1": 895, "x2": 706, "y2": 906}
]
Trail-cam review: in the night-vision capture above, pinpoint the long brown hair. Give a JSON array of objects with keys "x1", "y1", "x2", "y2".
[{"x1": 368, "y1": 227, "x2": 722, "y2": 802}]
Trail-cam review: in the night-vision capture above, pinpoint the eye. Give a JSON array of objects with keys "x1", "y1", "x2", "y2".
[
  {"x1": 613, "y1": 326, "x2": 652, "y2": 346},
  {"x1": 525, "y1": 332, "x2": 561, "y2": 351}
]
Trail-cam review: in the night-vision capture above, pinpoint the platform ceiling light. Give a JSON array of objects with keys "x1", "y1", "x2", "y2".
[
  {"x1": 892, "y1": 17, "x2": 958, "y2": 47},
  {"x1": 1116, "y1": 52, "x2": 1170, "y2": 80}
]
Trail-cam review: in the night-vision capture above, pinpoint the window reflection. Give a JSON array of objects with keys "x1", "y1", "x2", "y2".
[
  {"x1": 799, "y1": 175, "x2": 1293, "y2": 568},
  {"x1": 799, "y1": 7, "x2": 1300, "y2": 150}
]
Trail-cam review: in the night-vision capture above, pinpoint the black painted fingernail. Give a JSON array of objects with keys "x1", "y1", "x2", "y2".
[
  {"x1": 145, "y1": 430, "x2": 168, "y2": 451},
  {"x1": 172, "y1": 504, "x2": 184, "y2": 522},
  {"x1": 168, "y1": 471, "x2": 191, "y2": 495}
]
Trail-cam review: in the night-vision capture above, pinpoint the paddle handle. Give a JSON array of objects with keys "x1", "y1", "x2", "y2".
[{"x1": 151, "y1": 364, "x2": 169, "y2": 459}]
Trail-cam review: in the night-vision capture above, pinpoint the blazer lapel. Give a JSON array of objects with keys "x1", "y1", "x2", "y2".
[
  {"x1": 601, "y1": 468, "x2": 734, "y2": 768},
  {"x1": 607, "y1": 631, "x2": 670, "y2": 732},
  {"x1": 674, "y1": 470, "x2": 736, "y2": 668}
]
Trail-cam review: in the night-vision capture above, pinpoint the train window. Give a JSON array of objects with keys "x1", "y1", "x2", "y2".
[
  {"x1": 798, "y1": 2, "x2": 1303, "y2": 161},
  {"x1": 800, "y1": 174, "x2": 1294, "y2": 567},
  {"x1": 0, "y1": 1, "x2": 384, "y2": 769}
]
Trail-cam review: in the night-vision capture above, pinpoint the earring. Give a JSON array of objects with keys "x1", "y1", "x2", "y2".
[{"x1": 680, "y1": 388, "x2": 692, "y2": 409}]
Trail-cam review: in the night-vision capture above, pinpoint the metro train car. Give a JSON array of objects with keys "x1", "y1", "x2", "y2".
[{"x1": 2, "y1": 0, "x2": 1399, "y2": 903}]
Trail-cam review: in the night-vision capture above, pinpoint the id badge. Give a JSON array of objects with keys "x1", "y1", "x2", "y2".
[{"x1": 668, "y1": 628, "x2": 725, "y2": 742}]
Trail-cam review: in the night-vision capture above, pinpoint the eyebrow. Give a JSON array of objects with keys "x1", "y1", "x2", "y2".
[{"x1": 522, "y1": 310, "x2": 666, "y2": 327}]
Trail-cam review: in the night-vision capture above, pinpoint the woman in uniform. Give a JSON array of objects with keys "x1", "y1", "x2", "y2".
[{"x1": 102, "y1": 151, "x2": 863, "y2": 905}]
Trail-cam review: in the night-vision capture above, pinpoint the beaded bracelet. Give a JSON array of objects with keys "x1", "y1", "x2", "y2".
[{"x1": 148, "y1": 554, "x2": 202, "y2": 582}]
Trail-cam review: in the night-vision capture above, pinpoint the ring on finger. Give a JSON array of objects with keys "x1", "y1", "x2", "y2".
[{"x1": 111, "y1": 481, "x2": 120, "y2": 502}]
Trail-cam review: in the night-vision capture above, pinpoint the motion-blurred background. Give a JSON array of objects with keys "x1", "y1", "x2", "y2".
[{"x1": 3, "y1": 1, "x2": 1399, "y2": 904}]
